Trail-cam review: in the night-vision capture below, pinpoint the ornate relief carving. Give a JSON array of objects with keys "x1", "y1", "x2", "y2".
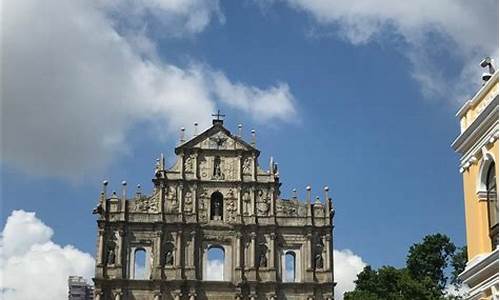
[
  {"x1": 166, "y1": 186, "x2": 178, "y2": 213},
  {"x1": 225, "y1": 189, "x2": 237, "y2": 222},
  {"x1": 277, "y1": 200, "x2": 297, "y2": 216},
  {"x1": 199, "y1": 156, "x2": 208, "y2": 179},
  {"x1": 198, "y1": 188, "x2": 209, "y2": 222},
  {"x1": 243, "y1": 157, "x2": 252, "y2": 174},
  {"x1": 184, "y1": 155, "x2": 194, "y2": 173},
  {"x1": 224, "y1": 158, "x2": 235, "y2": 180},
  {"x1": 257, "y1": 189, "x2": 270, "y2": 215},
  {"x1": 209, "y1": 132, "x2": 228, "y2": 149},
  {"x1": 184, "y1": 190, "x2": 193, "y2": 214},
  {"x1": 135, "y1": 191, "x2": 160, "y2": 213}
]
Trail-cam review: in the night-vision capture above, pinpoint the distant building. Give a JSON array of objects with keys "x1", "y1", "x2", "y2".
[
  {"x1": 68, "y1": 276, "x2": 94, "y2": 300},
  {"x1": 452, "y1": 58, "x2": 499, "y2": 299},
  {"x1": 92, "y1": 115, "x2": 335, "y2": 299}
]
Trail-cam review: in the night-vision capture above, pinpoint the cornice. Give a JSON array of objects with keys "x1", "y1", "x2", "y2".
[{"x1": 456, "y1": 71, "x2": 499, "y2": 118}]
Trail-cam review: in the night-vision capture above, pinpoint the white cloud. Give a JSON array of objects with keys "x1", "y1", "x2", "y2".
[
  {"x1": 334, "y1": 249, "x2": 367, "y2": 300},
  {"x1": 0, "y1": 210, "x2": 95, "y2": 300},
  {"x1": 279, "y1": 0, "x2": 499, "y2": 102},
  {"x1": 1, "y1": 0, "x2": 296, "y2": 180},
  {"x1": 206, "y1": 259, "x2": 224, "y2": 280},
  {"x1": 445, "y1": 283, "x2": 469, "y2": 298}
]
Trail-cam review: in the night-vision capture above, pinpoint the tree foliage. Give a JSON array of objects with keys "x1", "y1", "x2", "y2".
[{"x1": 344, "y1": 234, "x2": 467, "y2": 300}]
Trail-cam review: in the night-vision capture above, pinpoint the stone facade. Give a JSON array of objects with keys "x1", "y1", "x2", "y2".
[{"x1": 93, "y1": 118, "x2": 335, "y2": 300}]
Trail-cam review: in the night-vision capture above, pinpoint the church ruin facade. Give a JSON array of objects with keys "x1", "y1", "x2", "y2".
[{"x1": 93, "y1": 117, "x2": 335, "y2": 299}]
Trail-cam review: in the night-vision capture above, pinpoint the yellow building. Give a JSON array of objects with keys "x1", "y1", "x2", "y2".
[{"x1": 452, "y1": 57, "x2": 499, "y2": 300}]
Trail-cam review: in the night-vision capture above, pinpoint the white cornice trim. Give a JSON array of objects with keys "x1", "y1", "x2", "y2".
[
  {"x1": 456, "y1": 71, "x2": 499, "y2": 118},
  {"x1": 459, "y1": 248, "x2": 498, "y2": 285},
  {"x1": 452, "y1": 96, "x2": 499, "y2": 170}
]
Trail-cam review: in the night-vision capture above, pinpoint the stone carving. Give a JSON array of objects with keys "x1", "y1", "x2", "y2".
[
  {"x1": 164, "y1": 243, "x2": 174, "y2": 266},
  {"x1": 166, "y1": 186, "x2": 178, "y2": 213},
  {"x1": 314, "y1": 235, "x2": 325, "y2": 270},
  {"x1": 242, "y1": 190, "x2": 252, "y2": 215},
  {"x1": 257, "y1": 242, "x2": 268, "y2": 268},
  {"x1": 212, "y1": 156, "x2": 225, "y2": 180},
  {"x1": 209, "y1": 132, "x2": 228, "y2": 149},
  {"x1": 243, "y1": 157, "x2": 252, "y2": 174},
  {"x1": 106, "y1": 238, "x2": 116, "y2": 265},
  {"x1": 199, "y1": 156, "x2": 208, "y2": 178},
  {"x1": 226, "y1": 198, "x2": 237, "y2": 222},
  {"x1": 277, "y1": 200, "x2": 297, "y2": 216},
  {"x1": 135, "y1": 193, "x2": 159, "y2": 213},
  {"x1": 184, "y1": 155, "x2": 194, "y2": 173},
  {"x1": 257, "y1": 189, "x2": 270, "y2": 215},
  {"x1": 184, "y1": 190, "x2": 193, "y2": 213}
]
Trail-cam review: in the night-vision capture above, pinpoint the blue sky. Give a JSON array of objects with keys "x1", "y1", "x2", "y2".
[{"x1": 1, "y1": 1, "x2": 498, "y2": 299}]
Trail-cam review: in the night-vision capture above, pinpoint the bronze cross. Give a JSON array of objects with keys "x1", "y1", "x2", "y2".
[{"x1": 212, "y1": 109, "x2": 225, "y2": 120}]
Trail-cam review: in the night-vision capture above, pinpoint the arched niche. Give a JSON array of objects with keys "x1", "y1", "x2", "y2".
[{"x1": 210, "y1": 191, "x2": 224, "y2": 221}]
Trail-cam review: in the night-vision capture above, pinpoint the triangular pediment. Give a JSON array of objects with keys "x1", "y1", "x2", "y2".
[{"x1": 175, "y1": 123, "x2": 259, "y2": 155}]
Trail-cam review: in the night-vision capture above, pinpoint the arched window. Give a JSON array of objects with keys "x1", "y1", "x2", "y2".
[
  {"x1": 284, "y1": 251, "x2": 296, "y2": 282},
  {"x1": 210, "y1": 191, "x2": 224, "y2": 220},
  {"x1": 133, "y1": 248, "x2": 147, "y2": 279},
  {"x1": 206, "y1": 245, "x2": 225, "y2": 281},
  {"x1": 487, "y1": 162, "x2": 498, "y2": 248}
]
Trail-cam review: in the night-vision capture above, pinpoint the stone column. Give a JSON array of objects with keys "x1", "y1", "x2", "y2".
[
  {"x1": 152, "y1": 231, "x2": 162, "y2": 279},
  {"x1": 250, "y1": 233, "x2": 256, "y2": 267},
  {"x1": 324, "y1": 234, "x2": 331, "y2": 271},
  {"x1": 154, "y1": 292, "x2": 162, "y2": 300},
  {"x1": 269, "y1": 233, "x2": 276, "y2": 268},
  {"x1": 117, "y1": 230, "x2": 124, "y2": 270},
  {"x1": 97, "y1": 229, "x2": 105, "y2": 265},
  {"x1": 194, "y1": 152, "x2": 199, "y2": 179},
  {"x1": 270, "y1": 187, "x2": 275, "y2": 216},
  {"x1": 179, "y1": 184, "x2": 184, "y2": 214},
  {"x1": 235, "y1": 233, "x2": 242, "y2": 268},
  {"x1": 238, "y1": 154, "x2": 243, "y2": 180},
  {"x1": 192, "y1": 183, "x2": 198, "y2": 215},
  {"x1": 175, "y1": 231, "x2": 182, "y2": 267},
  {"x1": 306, "y1": 234, "x2": 312, "y2": 270}
]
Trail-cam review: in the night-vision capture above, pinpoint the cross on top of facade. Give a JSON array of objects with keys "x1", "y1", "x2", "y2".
[{"x1": 212, "y1": 109, "x2": 225, "y2": 121}]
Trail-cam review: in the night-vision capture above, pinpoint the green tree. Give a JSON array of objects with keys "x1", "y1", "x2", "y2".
[{"x1": 344, "y1": 234, "x2": 466, "y2": 300}]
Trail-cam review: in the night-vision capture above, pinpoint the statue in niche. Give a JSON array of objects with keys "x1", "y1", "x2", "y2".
[
  {"x1": 257, "y1": 189, "x2": 270, "y2": 215},
  {"x1": 257, "y1": 242, "x2": 268, "y2": 268},
  {"x1": 106, "y1": 244, "x2": 116, "y2": 265},
  {"x1": 243, "y1": 157, "x2": 252, "y2": 174},
  {"x1": 314, "y1": 235, "x2": 324, "y2": 269},
  {"x1": 242, "y1": 190, "x2": 251, "y2": 215},
  {"x1": 167, "y1": 186, "x2": 178, "y2": 212},
  {"x1": 212, "y1": 156, "x2": 224, "y2": 180},
  {"x1": 164, "y1": 243, "x2": 174, "y2": 266},
  {"x1": 184, "y1": 191, "x2": 193, "y2": 213}
]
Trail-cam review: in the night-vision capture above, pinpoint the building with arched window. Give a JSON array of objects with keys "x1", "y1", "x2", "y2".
[
  {"x1": 452, "y1": 59, "x2": 499, "y2": 300},
  {"x1": 92, "y1": 116, "x2": 335, "y2": 299}
]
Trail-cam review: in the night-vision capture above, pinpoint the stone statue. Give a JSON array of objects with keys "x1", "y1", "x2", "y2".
[
  {"x1": 242, "y1": 190, "x2": 251, "y2": 215},
  {"x1": 165, "y1": 244, "x2": 174, "y2": 266},
  {"x1": 257, "y1": 242, "x2": 268, "y2": 268},
  {"x1": 315, "y1": 253, "x2": 324, "y2": 269},
  {"x1": 314, "y1": 235, "x2": 324, "y2": 269},
  {"x1": 213, "y1": 156, "x2": 224, "y2": 180},
  {"x1": 106, "y1": 247, "x2": 116, "y2": 265},
  {"x1": 257, "y1": 190, "x2": 270, "y2": 215},
  {"x1": 243, "y1": 157, "x2": 252, "y2": 174}
]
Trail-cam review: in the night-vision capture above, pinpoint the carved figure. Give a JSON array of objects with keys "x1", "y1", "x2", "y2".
[
  {"x1": 165, "y1": 244, "x2": 174, "y2": 266},
  {"x1": 184, "y1": 155, "x2": 194, "y2": 173},
  {"x1": 213, "y1": 156, "x2": 224, "y2": 180},
  {"x1": 184, "y1": 191, "x2": 193, "y2": 213},
  {"x1": 257, "y1": 242, "x2": 268, "y2": 268},
  {"x1": 242, "y1": 190, "x2": 251, "y2": 215},
  {"x1": 257, "y1": 190, "x2": 270, "y2": 215},
  {"x1": 167, "y1": 186, "x2": 178, "y2": 212},
  {"x1": 106, "y1": 247, "x2": 115, "y2": 265},
  {"x1": 314, "y1": 235, "x2": 325, "y2": 269},
  {"x1": 243, "y1": 157, "x2": 252, "y2": 174}
]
